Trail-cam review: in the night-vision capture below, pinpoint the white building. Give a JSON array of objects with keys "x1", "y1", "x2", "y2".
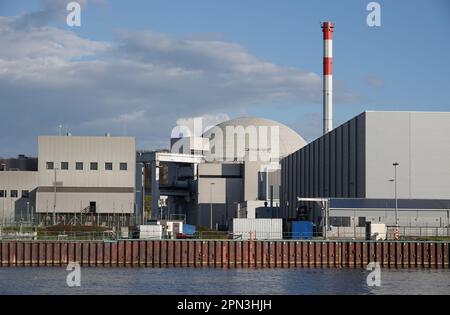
[{"x1": 1, "y1": 135, "x2": 136, "y2": 226}]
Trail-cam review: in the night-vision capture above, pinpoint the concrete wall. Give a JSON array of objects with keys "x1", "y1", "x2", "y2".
[
  {"x1": 197, "y1": 163, "x2": 243, "y2": 228},
  {"x1": 0, "y1": 171, "x2": 38, "y2": 221},
  {"x1": 36, "y1": 191, "x2": 134, "y2": 214},
  {"x1": 36, "y1": 136, "x2": 136, "y2": 214},
  {"x1": 329, "y1": 208, "x2": 450, "y2": 228},
  {"x1": 365, "y1": 111, "x2": 450, "y2": 199}
]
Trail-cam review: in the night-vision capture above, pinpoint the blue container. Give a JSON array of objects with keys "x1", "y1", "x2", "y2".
[
  {"x1": 183, "y1": 224, "x2": 196, "y2": 235},
  {"x1": 291, "y1": 221, "x2": 313, "y2": 239}
]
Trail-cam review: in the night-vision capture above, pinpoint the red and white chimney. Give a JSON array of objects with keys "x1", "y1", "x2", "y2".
[{"x1": 321, "y1": 21, "x2": 334, "y2": 134}]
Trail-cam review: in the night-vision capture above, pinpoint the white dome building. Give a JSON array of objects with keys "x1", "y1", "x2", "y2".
[{"x1": 202, "y1": 117, "x2": 307, "y2": 163}]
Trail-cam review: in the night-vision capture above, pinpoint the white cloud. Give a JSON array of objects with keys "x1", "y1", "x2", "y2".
[{"x1": 0, "y1": 4, "x2": 358, "y2": 156}]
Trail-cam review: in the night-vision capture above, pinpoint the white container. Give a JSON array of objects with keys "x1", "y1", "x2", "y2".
[
  {"x1": 369, "y1": 223, "x2": 387, "y2": 240},
  {"x1": 139, "y1": 225, "x2": 163, "y2": 239},
  {"x1": 157, "y1": 220, "x2": 184, "y2": 238},
  {"x1": 120, "y1": 227, "x2": 129, "y2": 238},
  {"x1": 233, "y1": 218, "x2": 283, "y2": 240}
]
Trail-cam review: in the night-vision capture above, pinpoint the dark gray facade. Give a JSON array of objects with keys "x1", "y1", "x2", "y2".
[
  {"x1": 281, "y1": 111, "x2": 450, "y2": 226},
  {"x1": 281, "y1": 112, "x2": 366, "y2": 219}
]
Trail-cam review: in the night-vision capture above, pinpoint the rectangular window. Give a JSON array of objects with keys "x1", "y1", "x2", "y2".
[
  {"x1": 10, "y1": 190, "x2": 18, "y2": 198},
  {"x1": 22, "y1": 190, "x2": 30, "y2": 198},
  {"x1": 61, "y1": 162, "x2": 69, "y2": 170},
  {"x1": 0, "y1": 190, "x2": 5, "y2": 198},
  {"x1": 120, "y1": 162, "x2": 127, "y2": 171},
  {"x1": 76, "y1": 162, "x2": 83, "y2": 170},
  {"x1": 358, "y1": 217, "x2": 366, "y2": 227},
  {"x1": 90, "y1": 162, "x2": 98, "y2": 171},
  {"x1": 46, "y1": 161, "x2": 54, "y2": 170},
  {"x1": 329, "y1": 216, "x2": 351, "y2": 227},
  {"x1": 105, "y1": 162, "x2": 113, "y2": 171}
]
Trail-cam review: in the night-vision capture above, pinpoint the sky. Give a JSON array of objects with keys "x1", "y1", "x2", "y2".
[{"x1": 0, "y1": 0, "x2": 449, "y2": 156}]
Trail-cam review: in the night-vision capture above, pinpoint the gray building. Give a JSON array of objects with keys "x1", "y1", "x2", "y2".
[
  {"x1": 1, "y1": 135, "x2": 136, "y2": 226},
  {"x1": 36, "y1": 135, "x2": 136, "y2": 225},
  {"x1": 281, "y1": 111, "x2": 450, "y2": 229},
  {"x1": 137, "y1": 117, "x2": 306, "y2": 230}
]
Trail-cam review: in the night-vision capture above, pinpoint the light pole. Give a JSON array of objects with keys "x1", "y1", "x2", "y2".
[
  {"x1": 392, "y1": 163, "x2": 399, "y2": 226},
  {"x1": 1, "y1": 163, "x2": 5, "y2": 226},
  {"x1": 27, "y1": 201, "x2": 30, "y2": 224},
  {"x1": 53, "y1": 167, "x2": 59, "y2": 226},
  {"x1": 392, "y1": 162, "x2": 400, "y2": 239},
  {"x1": 210, "y1": 182, "x2": 215, "y2": 230},
  {"x1": 139, "y1": 162, "x2": 148, "y2": 225}
]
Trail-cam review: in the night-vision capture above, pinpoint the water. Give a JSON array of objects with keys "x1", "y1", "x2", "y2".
[{"x1": 0, "y1": 267, "x2": 449, "y2": 295}]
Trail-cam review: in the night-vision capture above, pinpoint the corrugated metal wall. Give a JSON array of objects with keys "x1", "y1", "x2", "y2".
[{"x1": 281, "y1": 113, "x2": 366, "y2": 219}]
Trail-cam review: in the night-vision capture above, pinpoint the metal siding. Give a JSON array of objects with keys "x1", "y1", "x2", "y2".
[
  {"x1": 356, "y1": 113, "x2": 366, "y2": 197},
  {"x1": 342, "y1": 123, "x2": 349, "y2": 197},
  {"x1": 349, "y1": 118, "x2": 357, "y2": 197},
  {"x1": 318, "y1": 137, "x2": 324, "y2": 197},
  {"x1": 330, "y1": 130, "x2": 336, "y2": 197},
  {"x1": 336, "y1": 127, "x2": 343, "y2": 197},
  {"x1": 314, "y1": 141, "x2": 319, "y2": 197},
  {"x1": 324, "y1": 133, "x2": 330, "y2": 197}
]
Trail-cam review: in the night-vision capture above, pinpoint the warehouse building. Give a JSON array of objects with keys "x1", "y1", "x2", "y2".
[
  {"x1": 1, "y1": 135, "x2": 136, "y2": 226},
  {"x1": 0, "y1": 156, "x2": 38, "y2": 224},
  {"x1": 281, "y1": 111, "x2": 450, "y2": 233}
]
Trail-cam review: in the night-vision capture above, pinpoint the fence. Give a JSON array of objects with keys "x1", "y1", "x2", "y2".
[{"x1": 0, "y1": 239, "x2": 449, "y2": 268}]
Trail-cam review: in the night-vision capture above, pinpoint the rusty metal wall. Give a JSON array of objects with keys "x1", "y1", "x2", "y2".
[{"x1": 0, "y1": 240, "x2": 449, "y2": 268}]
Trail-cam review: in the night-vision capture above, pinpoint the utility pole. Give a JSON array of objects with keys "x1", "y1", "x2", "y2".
[
  {"x1": 210, "y1": 182, "x2": 215, "y2": 230},
  {"x1": 53, "y1": 167, "x2": 58, "y2": 226},
  {"x1": 1, "y1": 163, "x2": 5, "y2": 226},
  {"x1": 393, "y1": 162, "x2": 400, "y2": 239}
]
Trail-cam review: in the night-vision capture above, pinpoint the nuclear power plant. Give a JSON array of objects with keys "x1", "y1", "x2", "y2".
[{"x1": 1, "y1": 22, "x2": 449, "y2": 240}]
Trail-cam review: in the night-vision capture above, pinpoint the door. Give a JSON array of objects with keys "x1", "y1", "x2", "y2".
[{"x1": 89, "y1": 201, "x2": 96, "y2": 213}]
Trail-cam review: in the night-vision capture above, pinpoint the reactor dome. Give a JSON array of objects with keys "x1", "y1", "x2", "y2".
[{"x1": 202, "y1": 117, "x2": 307, "y2": 162}]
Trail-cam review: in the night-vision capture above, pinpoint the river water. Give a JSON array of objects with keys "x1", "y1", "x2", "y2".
[{"x1": 0, "y1": 267, "x2": 449, "y2": 295}]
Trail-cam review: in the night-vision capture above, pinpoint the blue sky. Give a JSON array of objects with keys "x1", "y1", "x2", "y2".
[{"x1": 0, "y1": 0, "x2": 449, "y2": 155}]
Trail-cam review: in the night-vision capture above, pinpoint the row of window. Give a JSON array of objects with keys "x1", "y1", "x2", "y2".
[
  {"x1": 0, "y1": 190, "x2": 29, "y2": 198},
  {"x1": 46, "y1": 162, "x2": 128, "y2": 171}
]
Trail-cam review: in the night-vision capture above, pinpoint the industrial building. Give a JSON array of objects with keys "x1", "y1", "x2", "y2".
[
  {"x1": 1, "y1": 135, "x2": 136, "y2": 226},
  {"x1": 281, "y1": 111, "x2": 450, "y2": 234},
  {"x1": 2, "y1": 20, "x2": 449, "y2": 241},
  {"x1": 136, "y1": 117, "x2": 306, "y2": 230}
]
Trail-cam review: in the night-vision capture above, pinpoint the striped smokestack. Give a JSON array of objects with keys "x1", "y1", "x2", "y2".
[{"x1": 321, "y1": 21, "x2": 334, "y2": 134}]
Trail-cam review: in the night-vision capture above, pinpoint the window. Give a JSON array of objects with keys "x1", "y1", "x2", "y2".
[
  {"x1": 46, "y1": 161, "x2": 54, "y2": 170},
  {"x1": 90, "y1": 162, "x2": 98, "y2": 170},
  {"x1": 10, "y1": 190, "x2": 18, "y2": 198},
  {"x1": 358, "y1": 217, "x2": 366, "y2": 227},
  {"x1": 76, "y1": 162, "x2": 83, "y2": 170},
  {"x1": 105, "y1": 162, "x2": 113, "y2": 171},
  {"x1": 22, "y1": 190, "x2": 29, "y2": 198},
  {"x1": 0, "y1": 190, "x2": 5, "y2": 198},
  {"x1": 329, "y1": 216, "x2": 351, "y2": 227},
  {"x1": 120, "y1": 162, "x2": 127, "y2": 171},
  {"x1": 61, "y1": 162, "x2": 69, "y2": 170}
]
